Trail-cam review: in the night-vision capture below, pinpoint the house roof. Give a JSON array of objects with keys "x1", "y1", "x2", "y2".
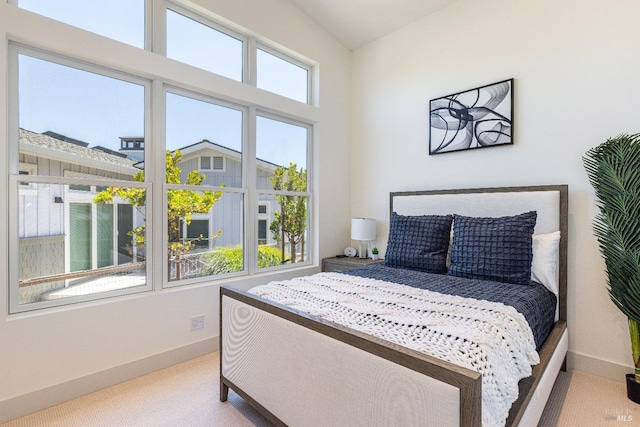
[
  {"x1": 178, "y1": 139, "x2": 242, "y2": 160},
  {"x1": 19, "y1": 128, "x2": 141, "y2": 175},
  {"x1": 20, "y1": 129, "x2": 289, "y2": 175},
  {"x1": 178, "y1": 139, "x2": 281, "y2": 171}
]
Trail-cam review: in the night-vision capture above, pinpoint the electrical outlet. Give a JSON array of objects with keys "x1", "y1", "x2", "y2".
[{"x1": 190, "y1": 314, "x2": 204, "y2": 330}]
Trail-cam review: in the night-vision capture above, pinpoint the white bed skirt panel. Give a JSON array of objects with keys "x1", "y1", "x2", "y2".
[{"x1": 222, "y1": 296, "x2": 461, "y2": 426}]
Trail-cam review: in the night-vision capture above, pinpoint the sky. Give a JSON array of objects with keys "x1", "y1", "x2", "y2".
[{"x1": 17, "y1": 0, "x2": 308, "y2": 169}]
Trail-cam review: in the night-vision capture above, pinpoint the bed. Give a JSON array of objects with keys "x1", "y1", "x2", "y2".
[{"x1": 219, "y1": 185, "x2": 568, "y2": 427}]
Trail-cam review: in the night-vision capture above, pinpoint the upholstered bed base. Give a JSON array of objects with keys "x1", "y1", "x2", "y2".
[
  {"x1": 220, "y1": 185, "x2": 569, "y2": 426},
  {"x1": 222, "y1": 290, "x2": 467, "y2": 426},
  {"x1": 220, "y1": 288, "x2": 567, "y2": 426}
]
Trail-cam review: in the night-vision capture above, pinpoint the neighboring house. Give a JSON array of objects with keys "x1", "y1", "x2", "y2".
[
  {"x1": 176, "y1": 139, "x2": 279, "y2": 248},
  {"x1": 19, "y1": 128, "x2": 143, "y2": 303},
  {"x1": 17, "y1": 129, "x2": 281, "y2": 303}
]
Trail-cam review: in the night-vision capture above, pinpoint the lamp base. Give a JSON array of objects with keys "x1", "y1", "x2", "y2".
[{"x1": 358, "y1": 241, "x2": 367, "y2": 259}]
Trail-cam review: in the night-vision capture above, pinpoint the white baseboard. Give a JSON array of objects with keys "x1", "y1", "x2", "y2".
[
  {"x1": 1, "y1": 342, "x2": 629, "y2": 424},
  {"x1": 568, "y1": 350, "x2": 632, "y2": 383},
  {"x1": 0, "y1": 337, "x2": 218, "y2": 424}
]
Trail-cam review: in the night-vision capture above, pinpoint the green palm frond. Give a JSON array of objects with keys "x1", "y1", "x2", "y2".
[{"x1": 583, "y1": 133, "x2": 640, "y2": 324}]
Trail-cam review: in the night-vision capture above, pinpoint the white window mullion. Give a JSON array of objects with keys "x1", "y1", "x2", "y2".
[
  {"x1": 309, "y1": 123, "x2": 317, "y2": 263},
  {"x1": 151, "y1": 79, "x2": 164, "y2": 290},
  {"x1": 152, "y1": 0, "x2": 167, "y2": 55},
  {"x1": 247, "y1": 36, "x2": 257, "y2": 87},
  {"x1": 91, "y1": 203, "x2": 99, "y2": 269},
  {"x1": 113, "y1": 207, "x2": 119, "y2": 266},
  {"x1": 7, "y1": 41, "x2": 19, "y2": 311},
  {"x1": 245, "y1": 107, "x2": 257, "y2": 275}
]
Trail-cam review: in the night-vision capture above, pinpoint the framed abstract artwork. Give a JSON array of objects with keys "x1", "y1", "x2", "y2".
[{"x1": 429, "y1": 78, "x2": 513, "y2": 155}]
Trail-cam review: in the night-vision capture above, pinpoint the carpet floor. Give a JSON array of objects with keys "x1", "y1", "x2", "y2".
[{"x1": 2, "y1": 351, "x2": 639, "y2": 426}]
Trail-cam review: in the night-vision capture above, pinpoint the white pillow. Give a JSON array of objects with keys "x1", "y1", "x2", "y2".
[{"x1": 531, "y1": 231, "x2": 560, "y2": 295}]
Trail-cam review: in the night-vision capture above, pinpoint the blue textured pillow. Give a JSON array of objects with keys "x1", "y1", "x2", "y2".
[
  {"x1": 384, "y1": 213, "x2": 453, "y2": 274},
  {"x1": 448, "y1": 211, "x2": 537, "y2": 285}
]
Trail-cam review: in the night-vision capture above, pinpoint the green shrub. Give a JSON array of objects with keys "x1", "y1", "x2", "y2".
[
  {"x1": 202, "y1": 246, "x2": 243, "y2": 275},
  {"x1": 202, "y1": 245, "x2": 285, "y2": 275},
  {"x1": 258, "y1": 245, "x2": 285, "y2": 268}
]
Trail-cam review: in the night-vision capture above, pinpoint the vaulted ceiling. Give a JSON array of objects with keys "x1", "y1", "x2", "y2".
[{"x1": 288, "y1": 0, "x2": 460, "y2": 50}]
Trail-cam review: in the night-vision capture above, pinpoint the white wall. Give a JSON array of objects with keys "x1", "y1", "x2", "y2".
[
  {"x1": 0, "y1": 0, "x2": 351, "y2": 421},
  {"x1": 5, "y1": 0, "x2": 637, "y2": 419},
  {"x1": 350, "y1": 0, "x2": 640, "y2": 380}
]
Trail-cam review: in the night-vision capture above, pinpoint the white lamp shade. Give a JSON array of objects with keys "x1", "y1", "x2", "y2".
[{"x1": 351, "y1": 218, "x2": 376, "y2": 241}]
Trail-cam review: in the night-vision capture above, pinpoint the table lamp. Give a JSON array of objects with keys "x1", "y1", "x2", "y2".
[{"x1": 351, "y1": 218, "x2": 376, "y2": 259}]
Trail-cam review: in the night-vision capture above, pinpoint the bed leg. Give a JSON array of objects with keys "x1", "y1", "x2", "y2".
[
  {"x1": 561, "y1": 356, "x2": 567, "y2": 372},
  {"x1": 220, "y1": 381, "x2": 229, "y2": 402}
]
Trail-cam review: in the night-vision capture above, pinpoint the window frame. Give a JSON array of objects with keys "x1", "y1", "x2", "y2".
[
  {"x1": 256, "y1": 43, "x2": 313, "y2": 105},
  {"x1": 254, "y1": 110, "x2": 313, "y2": 272},
  {"x1": 9, "y1": 175, "x2": 153, "y2": 313},
  {"x1": 10, "y1": 0, "x2": 315, "y2": 104},
  {"x1": 199, "y1": 155, "x2": 226, "y2": 172},
  {"x1": 6, "y1": 2, "x2": 317, "y2": 313},
  {"x1": 163, "y1": 183, "x2": 248, "y2": 287},
  {"x1": 11, "y1": 0, "x2": 147, "y2": 49},
  {"x1": 162, "y1": 85, "x2": 249, "y2": 288},
  {"x1": 257, "y1": 201, "x2": 271, "y2": 246},
  {"x1": 164, "y1": 1, "x2": 248, "y2": 83},
  {"x1": 8, "y1": 44, "x2": 154, "y2": 313}
]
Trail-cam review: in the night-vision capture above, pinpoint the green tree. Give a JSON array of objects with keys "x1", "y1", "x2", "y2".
[
  {"x1": 94, "y1": 150, "x2": 222, "y2": 280},
  {"x1": 269, "y1": 163, "x2": 307, "y2": 263}
]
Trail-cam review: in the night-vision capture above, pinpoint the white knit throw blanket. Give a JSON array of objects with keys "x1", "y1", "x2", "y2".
[{"x1": 250, "y1": 272, "x2": 540, "y2": 427}]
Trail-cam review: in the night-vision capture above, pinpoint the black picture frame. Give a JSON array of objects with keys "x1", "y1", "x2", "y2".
[{"x1": 429, "y1": 78, "x2": 514, "y2": 155}]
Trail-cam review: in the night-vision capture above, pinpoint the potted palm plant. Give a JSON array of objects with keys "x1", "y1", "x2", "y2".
[{"x1": 584, "y1": 133, "x2": 640, "y2": 403}]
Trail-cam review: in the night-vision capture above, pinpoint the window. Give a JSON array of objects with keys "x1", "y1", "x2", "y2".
[
  {"x1": 10, "y1": 48, "x2": 149, "y2": 311},
  {"x1": 8, "y1": 4, "x2": 315, "y2": 312},
  {"x1": 120, "y1": 138, "x2": 145, "y2": 161},
  {"x1": 256, "y1": 115, "x2": 308, "y2": 190},
  {"x1": 180, "y1": 219, "x2": 209, "y2": 248},
  {"x1": 165, "y1": 90, "x2": 245, "y2": 284},
  {"x1": 200, "y1": 156, "x2": 211, "y2": 170},
  {"x1": 17, "y1": 0, "x2": 145, "y2": 48},
  {"x1": 200, "y1": 156, "x2": 225, "y2": 171},
  {"x1": 258, "y1": 219, "x2": 267, "y2": 244},
  {"x1": 69, "y1": 202, "x2": 117, "y2": 271},
  {"x1": 15, "y1": 181, "x2": 148, "y2": 305},
  {"x1": 256, "y1": 115, "x2": 310, "y2": 267},
  {"x1": 213, "y1": 156, "x2": 224, "y2": 170},
  {"x1": 15, "y1": 1, "x2": 313, "y2": 103},
  {"x1": 166, "y1": 8, "x2": 244, "y2": 82},
  {"x1": 257, "y1": 202, "x2": 270, "y2": 245},
  {"x1": 257, "y1": 47, "x2": 310, "y2": 103}
]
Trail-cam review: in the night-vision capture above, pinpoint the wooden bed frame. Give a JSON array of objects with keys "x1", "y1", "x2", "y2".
[{"x1": 220, "y1": 185, "x2": 568, "y2": 426}]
